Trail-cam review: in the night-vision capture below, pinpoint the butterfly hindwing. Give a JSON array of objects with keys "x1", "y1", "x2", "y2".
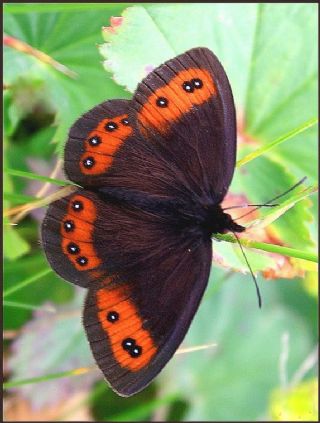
[
  {"x1": 41, "y1": 190, "x2": 111, "y2": 288},
  {"x1": 84, "y1": 240, "x2": 212, "y2": 397}
]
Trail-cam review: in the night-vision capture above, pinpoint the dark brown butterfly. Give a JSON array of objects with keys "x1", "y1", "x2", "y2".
[{"x1": 41, "y1": 47, "x2": 245, "y2": 396}]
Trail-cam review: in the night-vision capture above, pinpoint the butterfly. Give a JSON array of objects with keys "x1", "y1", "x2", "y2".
[{"x1": 41, "y1": 47, "x2": 246, "y2": 397}]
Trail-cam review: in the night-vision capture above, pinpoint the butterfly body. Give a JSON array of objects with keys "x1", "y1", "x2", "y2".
[
  {"x1": 42, "y1": 47, "x2": 242, "y2": 396},
  {"x1": 95, "y1": 186, "x2": 244, "y2": 239}
]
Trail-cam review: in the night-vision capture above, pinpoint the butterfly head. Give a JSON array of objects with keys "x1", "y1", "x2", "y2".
[{"x1": 201, "y1": 204, "x2": 245, "y2": 237}]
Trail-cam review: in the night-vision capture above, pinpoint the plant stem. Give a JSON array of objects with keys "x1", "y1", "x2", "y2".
[
  {"x1": 4, "y1": 33, "x2": 77, "y2": 78},
  {"x1": 214, "y1": 234, "x2": 318, "y2": 263}
]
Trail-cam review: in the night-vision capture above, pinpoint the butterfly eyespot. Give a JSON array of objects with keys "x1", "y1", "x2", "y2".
[
  {"x1": 67, "y1": 242, "x2": 80, "y2": 254},
  {"x1": 105, "y1": 121, "x2": 118, "y2": 132},
  {"x1": 72, "y1": 200, "x2": 83, "y2": 212},
  {"x1": 192, "y1": 78, "x2": 203, "y2": 89},
  {"x1": 121, "y1": 118, "x2": 129, "y2": 126},
  {"x1": 129, "y1": 345, "x2": 142, "y2": 358},
  {"x1": 64, "y1": 220, "x2": 75, "y2": 232},
  {"x1": 107, "y1": 311, "x2": 119, "y2": 323},
  {"x1": 83, "y1": 157, "x2": 95, "y2": 169},
  {"x1": 122, "y1": 338, "x2": 135, "y2": 351},
  {"x1": 182, "y1": 81, "x2": 194, "y2": 93},
  {"x1": 88, "y1": 136, "x2": 101, "y2": 146},
  {"x1": 76, "y1": 256, "x2": 88, "y2": 266},
  {"x1": 156, "y1": 97, "x2": 168, "y2": 108}
]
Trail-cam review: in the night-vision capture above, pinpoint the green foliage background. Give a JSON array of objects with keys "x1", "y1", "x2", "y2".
[{"x1": 3, "y1": 3, "x2": 318, "y2": 421}]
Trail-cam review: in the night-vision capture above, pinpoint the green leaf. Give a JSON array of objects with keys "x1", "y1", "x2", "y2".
[
  {"x1": 302, "y1": 270, "x2": 318, "y2": 299},
  {"x1": 269, "y1": 378, "x2": 318, "y2": 421},
  {"x1": 3, "y1": 90, "x2": 22, "y2": 137},
  {"x1": 248, "y1": 185, "x2": 318, "y2": 231},
  {"x1": 211, "y1": 234, "x2": 275, "y2": 274},
  {"x1": 3, "y1": 252, "x2": 74, "y2": 330},
  {"x1": 100, "y1": 3, "x2": 258, "y2": 105},
  {"x1": 160, "y1": 273, "x2": 316, "y2": 420},
  {"x1": 3, "y1": 267, "x2": 53, "y2": 298},
  {"x1": 266, "y1": 120, "x2": 318, "y2": 183},
  {"x1": 244, "y1": 4, "x2": 317, "y2": 183},
  {"x1": 237, "y1": 118, "x2": 318, "y2": 168},
  {"x1": 3, "y1": 220, "x2": 30, "y2": 260},
  {"x1": 4, "y1": 4, "x2": 129, "y2": 151},
  {"x1": 6, "y1": 290, "x2": 98, "y2": 409},
  {"x1": 109, "y1": 393, "x2": 179, "y2": 421},
  {"x1": 99, "y1": 3, "x2": 317, "y2": 273},
  {"x1": 231, "y1": 156, "x2": 316, "y2": 252},
  {"x1": 212, "y1": 160, "x2": 317, "y2": 275},
  {"x1": 3, "y1": 153, "x2": 30, "y2": 260},
  {"x1": 245, "y1": 4, "x2": 317, "y2": 136},
  {"x1": 4, "y1": 192, "x2": 38, "y2": 204}
]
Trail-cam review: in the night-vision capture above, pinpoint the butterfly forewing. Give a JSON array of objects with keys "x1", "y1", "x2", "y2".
[
  {"x1": 64, "y1": 99, "x2": 134, "y2": 187},
  {"x1": 132, "y1": 47, "x2": 237, "y2": 201}
]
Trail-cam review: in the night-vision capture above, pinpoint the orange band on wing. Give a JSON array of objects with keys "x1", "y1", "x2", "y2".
[
  {"x1": 137, "y1": 68, "x2": 216, "y2": 134},
  {"x1": 80, "y1": 114, "x2": 133, "y2": 175},
  {"x1": 96, "y1": 286, "x2": 157, "y2": 371},
  {"x1": 60, "y1": 195, "x2": 102, "y2": 271}
]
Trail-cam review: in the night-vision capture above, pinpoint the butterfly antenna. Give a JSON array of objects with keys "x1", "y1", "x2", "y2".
[
  {"x1": 223, "y1": 203, "x2": 279, "y2": 211},
  {"x1": 232, "y1": 231, "x2": 262, "y2": 309},
  {"x1": 234, "y1": 176, "x2": 307, "y2": 221}
]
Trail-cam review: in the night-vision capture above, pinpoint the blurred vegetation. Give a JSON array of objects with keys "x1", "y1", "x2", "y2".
[{"x1": 3, "y1": 3, "x2": 318, "y2": 421}]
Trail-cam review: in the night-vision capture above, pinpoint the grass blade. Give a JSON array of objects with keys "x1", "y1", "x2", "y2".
[
  {"x1": 237, "y1": 117, "x2": 318, "y2": 167},
  {"x1": 3, "y1": 300, "x2": 56, "y2": 313},
  {"x1": 3, "y1": 185, "x2": 77, "y2": 219},
  {"x1": 248, "y1": 185, "x2": 318, "y2": 230},
  {"x1": 4, "y1": 3, "x2": 130, "y2": 14},
  {"x1": 176, "y1": 343, "x2": 217, "y2": 354},
  {"x1": 3, "y1": 367, "x2": 92, "y2": 389},
  {"x1": 3, "y1": 268, "x2": 52, "y2": 298},
  {"x1": 3, "y1": 341, "x2": 217, "y2": 390},
  {"x1": 4, "y1": 168, "x2": 77, "y2": 187}
]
